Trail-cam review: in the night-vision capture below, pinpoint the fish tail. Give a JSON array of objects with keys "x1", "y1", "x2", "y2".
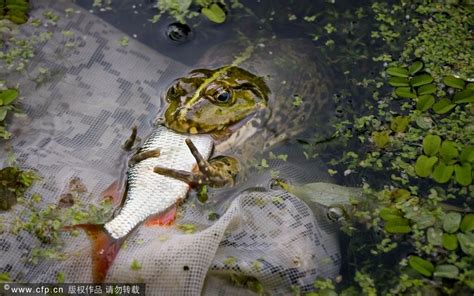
[{"x1": 66, "y1": 224, "x2": 124, "y2": 283}]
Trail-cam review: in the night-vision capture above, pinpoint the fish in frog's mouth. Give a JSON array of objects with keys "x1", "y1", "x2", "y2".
[{"x1": 68, "y1": 65, "x2": 270, "y2": 283}]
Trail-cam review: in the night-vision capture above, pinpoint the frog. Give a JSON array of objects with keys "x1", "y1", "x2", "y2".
[
  {"x1": 169, "y1": 38, "x2": 333, "y2": 176},
  {"x1": 134, "y1": 37, "x2": 333, "y2": 187},
  {"x1": 123, "y1": 65, "x2": 271, "y2": 189}
]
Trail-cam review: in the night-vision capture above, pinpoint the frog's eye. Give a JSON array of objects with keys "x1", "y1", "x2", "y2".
[{"x1": 216, "y1": 89, "x2": 232, "y2": 103}]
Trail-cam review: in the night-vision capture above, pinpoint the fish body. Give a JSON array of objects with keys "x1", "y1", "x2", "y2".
[{"x1": 105, "y1": 125, "x2": 214, "y2": 239}]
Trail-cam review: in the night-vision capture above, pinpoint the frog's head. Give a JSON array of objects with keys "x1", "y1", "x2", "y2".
[{"x1": 163, "y1": 66, "x2": 270, "y2": 135}]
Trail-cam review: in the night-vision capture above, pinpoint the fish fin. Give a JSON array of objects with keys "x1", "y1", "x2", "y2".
[
  {"x1": 66, "y1": 224, "x2": 124, "y2": 283},
  {"x1": 145, "y1": 205, "x2": 177, "y2": 226},
  {"x1": 101, "y1": 181, "x2": 122, "y2": 205}
]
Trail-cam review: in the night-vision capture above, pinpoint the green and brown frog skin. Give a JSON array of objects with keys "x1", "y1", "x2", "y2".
[
  {"x1": 131, "y1": 38, "x2": 331, "y2": 187},
  {"x1": 194, "y1": 38, "x2": 333, "y2": 171},
  {"x1": 127, "y1": 65, "x2": 271, "y2": 188}
]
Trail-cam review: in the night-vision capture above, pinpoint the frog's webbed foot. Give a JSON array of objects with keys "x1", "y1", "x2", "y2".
[
  {"x1": 122, "y1": 125, "x2": 141, "y2": 151},
  {"x1": 154, "y1": 138, "x2": 239, "y2": 187}
]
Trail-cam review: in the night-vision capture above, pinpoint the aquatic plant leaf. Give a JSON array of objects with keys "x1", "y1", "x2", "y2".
[
  {"x1": 0, "y1": 89, "x2": 19, "y2": 106},
  {"x1": 412, "y1": 213, "x2": 436, "y2": 229},
  {"x1": 201, "y1": 4, "x2": 226, "y2": 23},
  {"x1": 394, "y1": 87, "x2": 415, "y2": 99},
  {"x1": 409, "y1": 61, "x2": 423, "y2": 75},
  {"x1": 457, "y1": 232, "x2": 474, "y2": 256},
  {"x1": 442, "y1": 233, "x2": 458, "y2": 251},
  {"x1": 415, "y1": 155, "x2": 438, "y2": 177},
  {"x1": 415, "y1": 117, "x2": 433, "y2": 130},
  {"x1": 460, "y1": 147, "x2": 474, "y2": 164},
  {"x1": 379, "y1": 207, "x2": 402, "y2": 221},
  {"x1": 411, "y1": 74, "x2": 433, "y2": 87},
  {"x1": 395, "y1": 86, "x2": 416, "y2": 99},
  {"x1": 391, "y1": 188, "x2": 411, "y2": 203},
  {"x1": 453, "y1": 89, "x2": 474, "y2": 104},
  {"x1": 130, "y1": 259, "x2": 142, "y2": 270},
  {"x1": 390, "y1": 116, "x2": 410, "y2": 133},
  {"x1": 0, "y1": 107, "x2": 7, "y2": 121},
  {"x1": 372, "y1": 130, "x2": 390, "y2": 148},
  {"x1": 467, "y1": 83, "x2": 474, "y2": 90},
  {"x1": 432, "y1": 98, "x2": 455, "y2": 114},
  {"x1": 384, "y1": 217, "x2": 411, "y2": 234},
  {"x1": 423, "y1": 135, "x2": 441, "y2": 156},
  {"x1": 417, "y1": 83, "x2": 437, "y2": 95},
  {"x1": 408, "y1": 256, "x2": 434, "y2": 277},
  {"x1": 433, "y1": 264, "x2": 459, "y2": 279},
  {"x1": 454, "y1": 163, "x2": 472, "y2": 186},
  {"x1": 432, "y1": 163, "x2": 454, "y2": 184},
  {"x1": 460, "y1": 214, "x2": 474, "y2": 233},
  {"x1": 386, "y1": 67, "x2": 409, "y2": 78},
  {"x1": 416, "y1": 95, "x2": 434, "y2": 112},
  {"x1": 443, "y1": 76, "x2": 465, "y2": 89},
  {"x1": 388, "y1": 77, "x2": 409, "y2": 87},
  {"x1": 443, "y1": 212, "x2": 461, "y2": 233},
  {"x1": 427, "y1": 227, "x2": 442, "y2": 246},
  {"x1": 439, "y1": 141, "x2": 459, "y2": 161}
]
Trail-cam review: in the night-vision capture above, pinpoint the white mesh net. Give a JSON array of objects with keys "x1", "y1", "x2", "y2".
[{"x1": 0, "y1": 1, "x2": 348, "y2": 295}]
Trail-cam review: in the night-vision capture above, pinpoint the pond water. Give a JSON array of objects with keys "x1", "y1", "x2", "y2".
[{"x1": 1, "y1": 0, "x2": 472, "y2": 295}]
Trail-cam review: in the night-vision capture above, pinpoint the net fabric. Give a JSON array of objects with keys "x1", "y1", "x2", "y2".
[{"x1": 0, "y1": 1, "x2": 342, "y2": 295}]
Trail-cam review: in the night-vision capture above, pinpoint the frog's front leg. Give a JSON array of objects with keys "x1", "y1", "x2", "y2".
[{"x1": 154, "y1": 138, "x2": 239, "y2": 187}]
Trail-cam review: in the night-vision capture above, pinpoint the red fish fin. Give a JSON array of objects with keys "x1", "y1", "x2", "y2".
[
  {"x1": 101, "y1": 181, "x2": 125, "y2": 206},
  {"x1": 145, "y1": 205, "x2": 177, "y2": 227},
  {"x1": 69, "y1": 224, "x2": 124, "y2": 283}
]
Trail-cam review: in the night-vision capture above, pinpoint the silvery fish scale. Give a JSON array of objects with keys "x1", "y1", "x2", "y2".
[{"x1": 104, "y1": 125, "x2": 214, "y2": 239}]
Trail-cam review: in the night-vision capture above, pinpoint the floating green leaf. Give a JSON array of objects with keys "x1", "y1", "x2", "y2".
[
  {"x1": 454, "y1": 163, "x2": 472, "y2": 186},
  {"x1": 417, "y1": 83, "x2": 437, "y2": 95},
  {"x1": 412, "y1": 213, "x2": 436, "y2": 229},
  {"x1": 467, "y1": 83, "x2": 474, "y2": 90},
  {"x1": 426, "y1": 227, "x2": 442, "y2": 246},
  {"x1": 395, "y1": 87, "x2": 416, "y2": 99},
  {"x1": 56, "y1": 271, "x2": 65, "y2": 283},
  {"x1": 201, "y1": 4, "x2": 226, "y2": 23},
  {"x1": 416, "y1": 95, "x2": 434, "y2": 112},
  {"x1": 389, "y1": 77, "x2": 409, "y2": 87},
  {"x1": 0, "y1": 107, "x2": 7, "y2": 122},
  {"x1": 442, "y1": 233, "x2": 458, "y2": 251},
  {"x1": 460, "y1": 214, "x2": 474, "y2": 233},
  {"x1": 415, "y1": 155, "x2": 438, "y2": 178},
  {"x1": 0, "y1": 272, "x2": 11, "y2": 282},
  {"x1": 0, "y1": 89, "x2": 19, "y2": 106},
  {"x1": 443, "y1": 212, "x2": 461, "y2": 233},
  {"x1": 372, "y1": 130, "x2": 390, "y2": 149},
  {"x1": 432, "y1": 98, "x2": 455, "y2": 114},
  {"x1": 415, "y1": 117, "x2": 432, "y2": 130},
  {"x1": 460, "y1": 147, "x2": 474, "y2": 164},
  {"x1": 433, "y1": 264, "x2": 459, "y2": 279},
  {"x1": 130, "y1": 259, "x2": 142, "y2": 270},
  {"x1": 409, "y1": 61, "x2": 423, "y2": 75},
  {"x1": 453, "y1": 89, "x2": 474, "y2": 104},
  {"x1": 439, "y1": 141, "x2": 458, "y2": 161},
  {"x1": 384, "y1": 217, "x2": 411, "y2": 234},
  {"x1": 443, "y1": 76, "x2": 465, "y2": 89},
  {"x1": 390, "y1": 116, "x2": 410, "y2": 133},
  {"x1": 379, "y1": 207, "x2": 402, "y2": 221},
  {"x1": 423, "y1": 135, "x2": 441, "y2": 156},
  {"x1": 432, "y1": 162, "x2": 454, "y2": 184},
  {"x1": 408, "y1": 256, "x2": 434, "y2": 277},
  {"x1": 457, "y1": 232, "x2": 474, "y2": 256},
  {"x1": 386, "y1": 67, "x2": 409, "y2": 78},
  {"x1": 411, "y1": 74, "x2": 433, "y2": 87}
]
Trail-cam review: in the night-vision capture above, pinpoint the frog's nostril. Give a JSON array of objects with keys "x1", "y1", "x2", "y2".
[{"x1": 166, "y1": 23, "x2": 192, "y2": 42}]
